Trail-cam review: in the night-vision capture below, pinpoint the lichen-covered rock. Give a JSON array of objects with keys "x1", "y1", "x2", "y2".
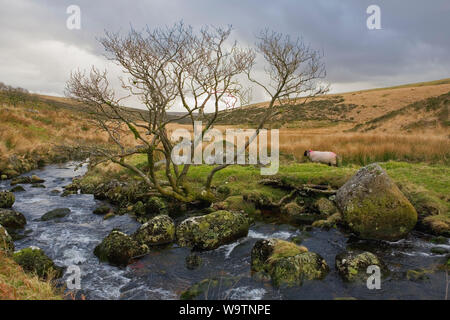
[
  {"x1": 0, "y1": 208, "x2": 26, "y2": 229},
  {"x1": 336, "y1": 163, "x2": 417, "y2": 241},
  {"x1": 40, "y1": 208, "x2": 71, "y2": 221},
  {"x1": 94, "y1": 230, "x2": 149, "y2": 266},
  {"x1": 0, "y1": 224, "x2": 14, "y2": 254},
  {"x1": 251, "y1": 238, "x2": 329, "y2": 287},
  {"x1": 176, "y1": 210, "x2": 250, "y2": 251},
  {"x1": 13, "y1": 247, "x2": 63, "y2": 279},
  {"x1": 314, "y1": 197, "x2": 337, "y2": 216},
  {"x1": 0, "y1": 191, "x2": 15, "y2": 208},
  {"x1": 335, "y1": 250, "x2": 386, "y2": 282},
  {"x1": 133, "y1": 215, "x2": 175, "y2": 246}
]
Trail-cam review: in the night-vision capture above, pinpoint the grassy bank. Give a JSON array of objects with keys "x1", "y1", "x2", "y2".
[
  {"x1": 0, "y1": 252, "x2": 62, "y2": 300},
  {"x1": 83, "y1": 158, "x2": 450, "y2": 235}
]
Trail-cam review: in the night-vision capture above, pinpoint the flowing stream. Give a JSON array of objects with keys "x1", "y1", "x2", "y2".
[{"x1": 1, "y1": 161, "x2": 449, "y2": 300}]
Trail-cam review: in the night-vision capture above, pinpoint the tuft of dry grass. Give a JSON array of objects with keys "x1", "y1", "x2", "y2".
[{"x1": 0, "y1": 251, "x2": 62, "y2": 300}]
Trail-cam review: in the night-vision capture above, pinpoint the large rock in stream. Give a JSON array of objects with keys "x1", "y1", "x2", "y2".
[
  {"x1": 13, "y1": 247, "x2": 63, "y2": 279},
  {"x1": 0, "y1": 208, "x2": 26, "y2": 229},
  {"x1": 251, "y1": 238, "x2": 329, "y2": 287},
  {"x1": 0, "y1": 191, "x2": 15, "y2": 208},
  {"x1": 176, "y1": 210, "x2": 250, "y2": 251},
  {"x1": 133, "y1": 214, "x2": 175, "y2": 246},
  {"x1": 336, "y1": 163, "x2": 417, "y2": 241},
  {"x1": 94, "y1": 230, "x2": 149, "y2": 266},
  {"x1": 335, "y1": 250, "x2": 387, "y2": 282}
]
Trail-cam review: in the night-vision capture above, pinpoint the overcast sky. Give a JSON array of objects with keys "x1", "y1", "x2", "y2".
[{"x1": 1, "y1": 0, "x2": 449, "y2": 111}]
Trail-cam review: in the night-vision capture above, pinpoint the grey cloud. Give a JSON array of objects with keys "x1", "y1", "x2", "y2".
[{"x1": 0, "y1": 0, "x2": 449, "y2": 106}]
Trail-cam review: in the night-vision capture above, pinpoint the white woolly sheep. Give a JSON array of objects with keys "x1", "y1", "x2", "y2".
[{"x1": 304, "y1": 150, "x2": 338, "y2": 166}]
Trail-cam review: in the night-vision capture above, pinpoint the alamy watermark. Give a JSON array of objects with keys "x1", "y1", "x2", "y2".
[
  {"x1": 171, "y1": 121, "x2": 279, "y2": 175},
  {"x1": 366, "y1": 265, "x2": 381, "y2": 290},
  {"x1": 367, "y1": 5, "x2": 381, "y2": 30},
  {"x1": 66, "y1": 5, "x2": 81, "y2": 30},
  {"x1": 66, "y1": 265, "x2": 81, "y2": 290}
]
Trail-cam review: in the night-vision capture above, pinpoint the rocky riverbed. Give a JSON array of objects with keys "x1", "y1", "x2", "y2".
[{"x1": 1, "y1": 161, "x2": 449, "y2": 300}]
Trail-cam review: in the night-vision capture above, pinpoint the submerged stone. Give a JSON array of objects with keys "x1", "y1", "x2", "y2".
[
  {"x1": 185, "y1": 253, "x2": 202, "y2": 270},
  {"x1": 40, "y1": 208, "x2": 71, "y2": 221}
]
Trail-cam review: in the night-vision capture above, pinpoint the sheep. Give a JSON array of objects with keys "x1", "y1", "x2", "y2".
[{"x1": 304, "y1": 150, "x2": 338, "y2": 166}]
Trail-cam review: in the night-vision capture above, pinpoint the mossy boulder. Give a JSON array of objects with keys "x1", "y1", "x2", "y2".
[
  {"x1": 132, "y1": 197, "x2": 168, "y2": 223},
  {"x1": 251, "y1": 238, "x2": 329, "y2": 287},
  {"x1": 314, "y1": 197, "x2": 337, "y2": 216},
  {"x1": 0, "y1": 191, "x2": 15, "y2": 208},
  {"x1": 212, "y1": 195, "x2": 256, "y2": 215},
  {"x1": 133, "y1": 215, "x2": 175, "y2": 246},
  {"x1": 94, "y1": 230, "x2": 149, "y2": 266},
  {"x1": 336, "y1": 163, "x2": 417, "y2": 241},
  {"x1": 0, "y1": 224, "x2": 14, "y2": 254},
  {"x1": 312, "y1": 212, "x2": 342, "y2": 229},
  {"x1": 0, "y1": 209, "x2": 26, "y2": 229},
  {"x1": 243, "y1": 191, "x2": 274, "y2": 209},
  {"x1": 145, "y1": 197, "x2": 168, "y2": 215},
  {"x1": 40, "y1": 208, "x2": 71, "y2": 221},
  {"x1": 176, "y1": 210, "x2": 250, "y2": 251},
  {"x1": 13, "y1": 247, "x2": 63, "y2": 279},
  {"x1": 335, "y1": 250, "x2": 386, "y2": 282},
  {"x1": 281, "y1": 202, "x2": 305, "y2": 218},
  {"x1": 93, "y1": 205, "x2": 111, "y2": 215}
]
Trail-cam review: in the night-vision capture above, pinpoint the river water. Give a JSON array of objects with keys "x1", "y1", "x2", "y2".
[{"x1": 1, "y1": 161, "x2": 449, "y2": 300}]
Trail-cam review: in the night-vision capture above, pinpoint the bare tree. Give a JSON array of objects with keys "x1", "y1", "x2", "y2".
[
  {"x1": 66, "y1": 23, "x2": 328, "y2": 202},
  {"x1": 204, "y1": 29, "x2": 329, "y2": 190}
]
